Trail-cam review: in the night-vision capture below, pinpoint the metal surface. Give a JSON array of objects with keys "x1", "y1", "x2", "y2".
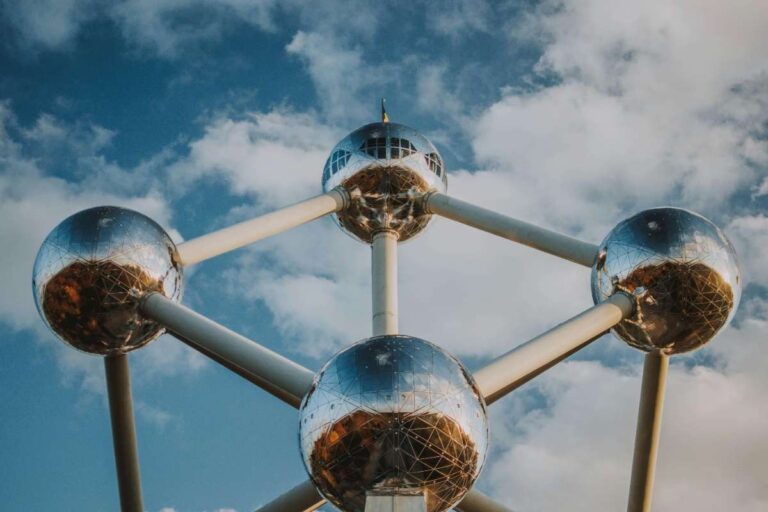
[
  {"x1": 627, "y1": 352, "x2": 669, "y2": 512},
  {"x1": 254, "y1": 479, "x2": 326, "y2": 512},
  {"x1": 177, "y1": 189, "x2": 347, "y2": 265},
  {"x1": 455, "y1": 489, "x2": 514, "y2": 512},
  {"x1": 299, "y1": 335, "x2": 488, "y2": 512},
  {"x1": 592, "y1": 207, "x2": 741, "y2": 354},
  {"x1": 365, "y1": 492, "x2": 427, "y2": 512},
  {"x1": 105, "y1": 355, "x2": 144, "y2": 512},
  {"x1": 140, "y1": 293, "x2": 314, "y2": 408},
  {"x1": 32, "y1": 206, "x2": 183, "y2": 355},
  {"x1": 424, "y1": 192, "x2": 598, "y2": 267},
  {"x1": 372, "y1": 230, "x2": 399, "y2": 336},
  {"x1": 475, "y1": 293, "x2": 634, "y2": 405},
  {"x1": 322, "y1": 122, "x2": 447, "y2": 244}
]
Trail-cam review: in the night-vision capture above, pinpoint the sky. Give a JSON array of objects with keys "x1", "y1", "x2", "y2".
[{"x1": 1, "y1": 0, "x2": 767, "y2": 511}]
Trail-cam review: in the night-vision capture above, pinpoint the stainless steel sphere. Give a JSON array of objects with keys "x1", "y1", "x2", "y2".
[
  {"x1": 32, "y1": 206, "x2": 183, "y2": 355},
  {"x1": 299, "y1": 335, "x2": 488, "y2": 512},
  {"x1": 322, "y1": 122, "x2": 447, "y2": 244},
  {"x1": 592, "y1": 207, "x2": 741, "y2": 354}
]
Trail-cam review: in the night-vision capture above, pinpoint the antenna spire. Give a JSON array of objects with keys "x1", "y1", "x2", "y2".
[{"x1": 381, "y1": 98, "x2": 389, "y2": 123}]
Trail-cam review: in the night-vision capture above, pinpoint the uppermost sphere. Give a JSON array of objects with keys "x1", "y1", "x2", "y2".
[
  {"x1": 591, "y1": 207, "x2": 741, "y2": 354},
  {"x1": 322, "y1": 121, "x2": 447, "y2": 244},
  {"x1": 32, "y1": 206, "x2": 183, "y2": 356}
]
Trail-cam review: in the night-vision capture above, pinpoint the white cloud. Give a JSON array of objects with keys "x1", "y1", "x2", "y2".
[
  {"x1": 486, "y1": 314, "x2": 768, "y2": 512},
  {"x1": 112, "y1": 0, "x2": 277, "y2": 57},
  {"x1": 727, "y1": 215, "x2": 768, "y2": 287},
  {"x1": 425, "y1": 0, "x2": 491, "y2": 37},
  {"x1": 0, "y1": 0, "x2": 96, "y2": 50},
  {"x1": 466, "y1": 2, "x2": 768, "y2": 510},
  {"x1": 473, "y1": 0, "x2": 768, "y2": 231},
  {"x1": 1, "y1": 0, "x2": 277, "y2": 56},
  {"x1": 169, "y1": 110, "x2": 338, "y2": 208},
  {"x1": 286, "y1": 30, "x2": 395, "y2": 122},
  {"x1": 162, "y1": 2, "x2": 768, "y2": 510},
  {"x1": 0, "y1": 103, "x2": 205, "y2": 412},
  {"x1": 4, "y1": 0, "x2": 763, "y2": 507},
  {"x1": 0, "y1": 134, "x2": 172, "y2": 330},
  {"x1": 172, "y1": 107, "x2": 594, "y2": 359}
]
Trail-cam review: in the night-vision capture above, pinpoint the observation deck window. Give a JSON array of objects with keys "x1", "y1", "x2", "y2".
[
  {"x1": 390, "y1": 137, "x2": 416, "y2": 159},
  {"x1": 362, "y1": 138, "x2": 387, "y2": 159},
  {"x1": 426, "y1": 152, "x2": 443, "y2": 177},
  {"x1": 329, "y1": 149, "x2": 351, "y2": 175}
]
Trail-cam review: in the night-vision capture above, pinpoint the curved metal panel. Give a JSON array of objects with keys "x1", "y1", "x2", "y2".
[{"x1": 299, "y1": 335, "x2": 488, "y2": 512}]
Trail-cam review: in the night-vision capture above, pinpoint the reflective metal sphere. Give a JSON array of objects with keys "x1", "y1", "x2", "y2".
[
  {"x1": 32, "y1": 206, "x2": 183, "y2": 355},
  {"x1": 299, "y1": 335, "x2": 488, "y2": 512},
  {"x1": 592, "y1": 207, "x2": 741, "y2": 354},
  {"x1": 322, "y1": 122, "x2": 447, "y2": 244}
]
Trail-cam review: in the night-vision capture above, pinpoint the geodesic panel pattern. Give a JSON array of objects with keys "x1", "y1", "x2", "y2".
[
  {"x1": 299, "y1": 335, "x2": 488, "y2": 512},
  {"x1": 591, "y1": 207, "x2": 740, "y2": 354},
  {"x1": 33, "y1": 206, "x2": 183, "y2": 355},
  {"x1": 321, "y1": 122, "x2": 447, "y2": 244}
]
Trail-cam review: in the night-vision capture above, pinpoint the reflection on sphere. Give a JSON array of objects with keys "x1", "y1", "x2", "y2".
[
  {"x1": 299, "y1": 335, "x2": 487, "y2": 512},
  {"x1": 32, "y1": 206, "x2": 182, "y2": 355},
  {"x1": 592, "y1": 207, "x2": 741, "y2": 354},
  {"x1": 322, "y1": 122, "x2": 447, "y2": 244}
]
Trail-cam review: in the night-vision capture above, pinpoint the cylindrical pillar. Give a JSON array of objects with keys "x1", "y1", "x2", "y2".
[
  {"x1": 455, "y1": 489, "x2": 513, "y2": 512},
  {"x1": 475, "y1": 293, "x2": 634, "y2": 405},
  {"x1": 140, "y1": 293, "x2": 315, "y2": 408},
  {"x1": 104, "y1": 355, "x2": 144, "y2": 512},
  {"x1": 178, "y1": 188, "x2": 347, "y2": 265},
  {"x1": 425, "y1": 192, "x2": 599, "y2": 267},
  {"x1": 254, "y1": 479, "x2": 326, "y2": 512},
  {"x1": 371, "y1": 230, "x2": 399, "y2": 336},
  {"x1": 627, "y1": 351, "x2": 669, "y2": 512}
]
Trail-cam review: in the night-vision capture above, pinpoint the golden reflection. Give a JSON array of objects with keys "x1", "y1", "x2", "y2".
[
  {"x1": 616, "y1": 261, "x2": 734, "y2": 354},
  {"x1": 338, "y1": 165, "x2": 432, "y2": 243},
  {"x1": 42, "y1": 260, "x2": 166, "y2": 355},
  {"x1": 310, "y1": 410, "x2": 479, "y2": 512}
]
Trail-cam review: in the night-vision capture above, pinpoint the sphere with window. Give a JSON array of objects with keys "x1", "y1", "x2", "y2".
[{"x1": 322, "y1": 121, "x2": 448, "y2": 244}]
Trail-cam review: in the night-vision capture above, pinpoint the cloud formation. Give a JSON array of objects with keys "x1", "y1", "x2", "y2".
[
  {"x1": 155, "y1": 1, "x2": 768, "y2": 510},
  {"x1": 2, "y1": 0, "x2": 767, "y2": 510}
]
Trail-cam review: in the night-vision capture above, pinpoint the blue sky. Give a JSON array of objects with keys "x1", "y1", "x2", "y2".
[{"x1": 1, "y1": 1, "x2": 767, "y2": 511}]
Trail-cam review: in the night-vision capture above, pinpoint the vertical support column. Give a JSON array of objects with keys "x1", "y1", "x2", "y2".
[
  {"x1": 365, "y1": 492, "x2": 426, "y2": 512},
  {"x1": 104, "y1": 355, "x2": 144, "y2": 512},
  {"x1": 627, "y1": 351, "x2": 669, "y2": 512},
  {"x1": 371, "y1": 230, "x2": 399, "y2": 336}
]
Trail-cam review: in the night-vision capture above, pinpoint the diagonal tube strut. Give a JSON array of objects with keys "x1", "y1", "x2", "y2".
[
  {"x1": 177, "y1": 188, "x2": 348, "y2": 265},
  {"x1": 474, "y1": 293, "x2": 634, "y2": 405},
  {"x1": 140, "y1": 293, "x2": 314, "y2": 408},
  {"x1": 253, "y1": 479, "x2": 326, "y2": 512},
  {"x1": 423, "y1": 192, "x2": 599, "y2": 267},
  {"x1": 627, "y1": 351, "x2": 669, "y2": 512},
  {"x1": 455, "y1": 489, "x2": 514, "y2": 512},
  {"x1": 104, "y1": 354, "x2": 144, "y2": 512},
  {"x1": 371, "y1": 230, "x2": 399, "y2": 336}
]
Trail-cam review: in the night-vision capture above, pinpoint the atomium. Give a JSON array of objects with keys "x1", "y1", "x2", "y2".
[
  {"x1": 591, "y1": 207, "x2": 741, "y2": 354},
  {"x1": 30, "y1": 105, "x2": 745, "y2": 512},
  {"x1": 299, "y1": 336, "x2": 488, "y2": 512},
  {"x1": 32, "y1": 206, "x2": 183, "y2": 355},
  {"x1": 322, "y1": 122, "x2": 447, "y2": 244}
]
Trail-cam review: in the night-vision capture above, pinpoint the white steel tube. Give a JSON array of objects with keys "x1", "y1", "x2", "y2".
[
  {"x1": 424, "y1": 192, "x2": 599, "y2": 267},
  {"x1": 474, "y1": 293, "x2": 634, "y2": 405},
  {"x1": 627, "y1": 351, "x2": 669, "y2": 512},
  {"x1": 365, "y1": 493, "x2": 426, "y2": 512},
  {"x1": 140, "y1": 293, "x2": 314, "y2": 408},
  {"x1": 455, "y1": 489, "x2": 513, "y2": 512},
  {"x1": 371, "y1": 230, "x2": 398, "y2": 336},
  {"x1": 254, "y1": 479, "x2": 325, "y2": 512},
  {"x1": 104, "y1": 355, "x2": 144, "y2": 512},
  {"x1": 177, "y1": 188, "x2": 348, "y2": 265}
]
